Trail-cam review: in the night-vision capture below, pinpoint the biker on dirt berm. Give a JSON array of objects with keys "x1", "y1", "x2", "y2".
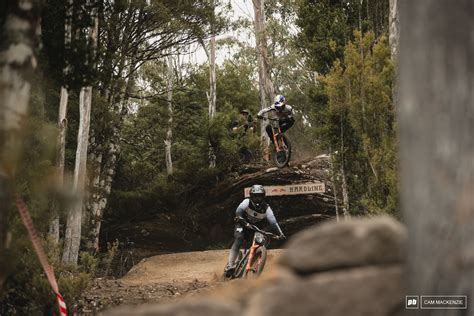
[{"x1": 224, "y1": 184, "x2": 286, "y2": 276}]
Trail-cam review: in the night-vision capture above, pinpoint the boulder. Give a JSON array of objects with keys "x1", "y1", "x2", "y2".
[
  {"x1": 280, "y1": 216, "x2": 407, "y2": 274},
  {"x1": 104, "y1": 299, "x2": 241, "y2": 316},
  {"x1": 244, "y1": 265, "x2": 405, "y2": 316}
]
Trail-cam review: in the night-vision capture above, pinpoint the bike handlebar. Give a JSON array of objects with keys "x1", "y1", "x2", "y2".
[
  {"x1": 235, "y1": 217, "x2": 281, "y2": 239},
  {"x1": 258, "y1": 116, "x2": 279, "y2": 122}
]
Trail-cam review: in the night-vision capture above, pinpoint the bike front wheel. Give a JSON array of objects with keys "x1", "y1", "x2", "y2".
[
  {"x1": 245, "y1": 247, "x2": 267, "y2": 277},
  {"x1": 272, "y1": 134, "x2": 291, "y2": 168}
]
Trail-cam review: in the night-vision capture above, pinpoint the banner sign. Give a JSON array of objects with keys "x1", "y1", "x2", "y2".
[{"x1": 244, "y1": 182, "x2": 326, "y2": 197}]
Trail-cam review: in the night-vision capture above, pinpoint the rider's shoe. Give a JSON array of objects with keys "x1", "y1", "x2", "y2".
[{"x1": 224, "y1": 264, "x2": 236, "y2": 277}]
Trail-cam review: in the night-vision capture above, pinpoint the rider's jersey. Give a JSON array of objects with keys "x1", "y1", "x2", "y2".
[
  {"x1": 257, "y1": 104, "x2": 294, "y2": 120},
  {"x1": 235, "y1": 198, "x2": 284, "y2": 235}
]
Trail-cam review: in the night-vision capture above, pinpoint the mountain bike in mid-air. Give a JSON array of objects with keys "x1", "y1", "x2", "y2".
[
  {"x1": 264, "y1": 117, "x2": 292, "y2": 168},
  {"x1": 223, "y1": 218, "x2": 280, "y2": 280}
]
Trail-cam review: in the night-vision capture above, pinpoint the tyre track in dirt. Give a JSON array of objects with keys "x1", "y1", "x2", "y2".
[
  {"x1": 80, "y1": 249, "x2": 283, "y2": 313},
  {"x1": 122, "y1": 249, "x2": 283, "y2": 285}
]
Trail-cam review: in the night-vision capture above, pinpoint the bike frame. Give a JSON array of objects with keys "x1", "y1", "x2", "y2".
[
  {"x1": 228, "y1": 218, "x2": 279, "y2": 279},
  {"x1": 245, "y1": 239, "x2": 262, "y2": 274},
  {"x1": 269, "y1": 118, "x2": 285, "y2": 152}
]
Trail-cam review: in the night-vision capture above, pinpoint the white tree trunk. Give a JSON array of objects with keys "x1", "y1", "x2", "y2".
[
  {"x1": 328, "y1": 151, "x2": 340, "y2": 222},
  {"x1": 165, "y1": 53, "x2": 174, "y2": 175},
  {"x1": 340, "y1": 119, "x2": 350, "y2": 220},
  {"x1": 62, "y1": 9, "x2": 97, "y2": 264},
  {"x1": 252, "y1": 0, "x2": 274, "y2": 161},
  {"x1": 87, "y1": 146, "x2": 102, "y2": 252},
  {"x1": 389, "y1": 0, "x2": 399, "y2": 60},
  {"x1": 208, "y1": 36, "x2": 217, "y2": 119},
  {"x1": 88, "y1": 57, "x2": 136, "y2": 252},
  {"x1": 49, "y1": 0, "x2": 73, "y2": 243},
  {"x1": 340, "y1": 164, "x2": 350, "y2": 220},
  {"x1": 0, "y1": 0, "x2": 41, "y2": 288},
  {"x1": 49, "y1": 87, "x2": 68, "y2": 243},
  {"x1": 400, "y1": 0, "x2": 474, "y2": 304},
  {"x1": 62, "y1": 86, "x2": 92, "y2": 264},
  {"x1": 208, "y1": 33, "x2": 217, "y2": 168}
]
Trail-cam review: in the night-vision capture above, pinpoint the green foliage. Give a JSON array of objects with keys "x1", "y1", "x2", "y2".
[
  {"x1": 295, "y1": 0, "x2": 389, "y2": 75},
  {"x1": 0, "y1": 239, "x2": 93, "y2": 315},
  {"x1": 321, "y1": 31, "x2": 397, "y2": 214}
]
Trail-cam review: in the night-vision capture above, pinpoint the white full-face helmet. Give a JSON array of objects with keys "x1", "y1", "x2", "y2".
[{"x1": 274, "y1": 95, "x2": 286, "y2": 111}]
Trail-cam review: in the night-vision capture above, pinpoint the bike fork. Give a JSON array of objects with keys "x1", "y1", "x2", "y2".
[
  {"x1": 272, "y1": 132, "x2": 281, "y2": 152},
  {"x1": 245, "y1": 242, "x2": 259, "y2": 274}
]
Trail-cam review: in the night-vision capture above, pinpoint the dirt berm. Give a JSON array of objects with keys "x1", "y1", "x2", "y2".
[{"x1": 101, "y1": 156, "x2": 336, "y2": 261}]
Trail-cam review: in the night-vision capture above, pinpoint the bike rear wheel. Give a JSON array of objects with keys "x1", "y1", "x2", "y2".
[{"x1": 272, "y1": 134, "x2": 291, "y2": 168}]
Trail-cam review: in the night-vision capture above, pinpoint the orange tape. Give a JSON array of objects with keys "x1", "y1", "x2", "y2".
[{"x1": 15, "y1": 195, "x2": 68, "y2": 316}]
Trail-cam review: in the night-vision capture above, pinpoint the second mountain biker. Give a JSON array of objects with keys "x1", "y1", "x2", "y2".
[{"x1": 224, "y1": 184, "x2": 286, "y2": 277}]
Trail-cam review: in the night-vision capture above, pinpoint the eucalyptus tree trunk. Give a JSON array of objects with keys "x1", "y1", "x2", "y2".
[
  {"x1": 0, "y1": 0, "x2": 41, "y2": 290},
  {"x1": 208, "y1": 33, "x2": 217, "y2": 168},
  {"x1": 389, "y1": 0, "x2": 399, "y2": 60},
  {"x1": 340, "y1": 164, "x2": 350, "y2": 219},
  {"x1": 252, "y1": 0, "x2": 275, "y2": 161},
  {"x1": 49, "y1": 0, "x2": 73, "y2": 243},
  {"x1": 328, "y1": 150, "x2": 340, "y2": 222},
  {"x1": 340, "y1": 119, "x2": 350, "y2": 219},
  {"x1": 165, "y1": 52, "x2": 174, "y2": 175},
  {"x1": 88, "y1": 58, "x2": 136, "y2": 252},
  {"x1": 399, "y1": 0, "x2": 474, "y2": 307},
  {"x1": 62, "y1": 87, "x2": 92, "y2": 264},
  {"x1": 62, "y1": 11, "x2": 98, "y2": 264}
]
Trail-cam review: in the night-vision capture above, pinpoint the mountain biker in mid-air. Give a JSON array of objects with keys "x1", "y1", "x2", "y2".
[
  {"x1": 224, "y1": 184, "x2": 286, "y2": 277},
  {"x1": 257, "y1": 95, "x2": 295, "y2": 139}
]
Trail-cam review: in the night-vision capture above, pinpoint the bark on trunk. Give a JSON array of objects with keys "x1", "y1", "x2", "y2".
[
  {"x1": 399, "y1": 0, "x2": 474, "y2": 304},
  {"x1": 49, "y1": 87, "x2": 68, "y2": 243},
  {"x1": 340, "y1": 164, "x2": 350, "y2": 220},
  {"x1": 0, "y1": 0, "x2": 41, "y2": 289},
  {"x1": 87, "y1": 57, "x2": 136, "y2": 252},
  {"x1": 165, "y1": 53, "x2": 174, "y2": 175},
  {"x1": 49, "y1": 0, "x2": 73, "y2": 243},
  {"x1": 62, "y1": 9, "x2": 98, "y2": 264},
  {"x1": 328, "y1": 150, "x2": 340, "y2": 222},
  {"x1": 340, "y1": 118, "x2": 350, "y2": 219},
  {"x1": 389, "y1": 0, "x2": 399, "y2": 60},
  {"x1": 208, "y1": 33, "x2": 217, "y2": 168},
  {"x1": 62, "y1": 86, "x2": 92, "y2": 264},
  {"x1": 252, "y1": 0, "x2": 274, "y2": 161}
]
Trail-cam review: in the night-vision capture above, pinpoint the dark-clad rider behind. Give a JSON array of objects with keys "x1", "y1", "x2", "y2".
[{"x1": 224, "y1": 184, "x2": 285, "y2": 276}]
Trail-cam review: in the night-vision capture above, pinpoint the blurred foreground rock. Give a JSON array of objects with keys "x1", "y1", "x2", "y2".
[{"x1": 104, "y1": 216, "x2": 407, "y2": 316}]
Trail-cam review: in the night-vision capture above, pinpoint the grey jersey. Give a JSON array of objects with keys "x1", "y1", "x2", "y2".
[
  {"x1": 257, "y1": 104, "x2": 294, "y2": 119},
  {"x1": 235, "y1": 198, "x2": 283, "y2": 235}
]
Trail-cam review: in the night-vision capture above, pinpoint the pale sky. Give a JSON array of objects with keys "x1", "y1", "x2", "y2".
[{"x1": 187, "y1": 0, "x2": 256, "y2": 65}]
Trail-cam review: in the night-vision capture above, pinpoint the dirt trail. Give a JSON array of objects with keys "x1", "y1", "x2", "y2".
[
  {"x1": 122, "y1": 249, "x2": 283, "y2": 285},
  {"x1": 81, "y1": 249, "x2": 284, "y2": 313}
]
